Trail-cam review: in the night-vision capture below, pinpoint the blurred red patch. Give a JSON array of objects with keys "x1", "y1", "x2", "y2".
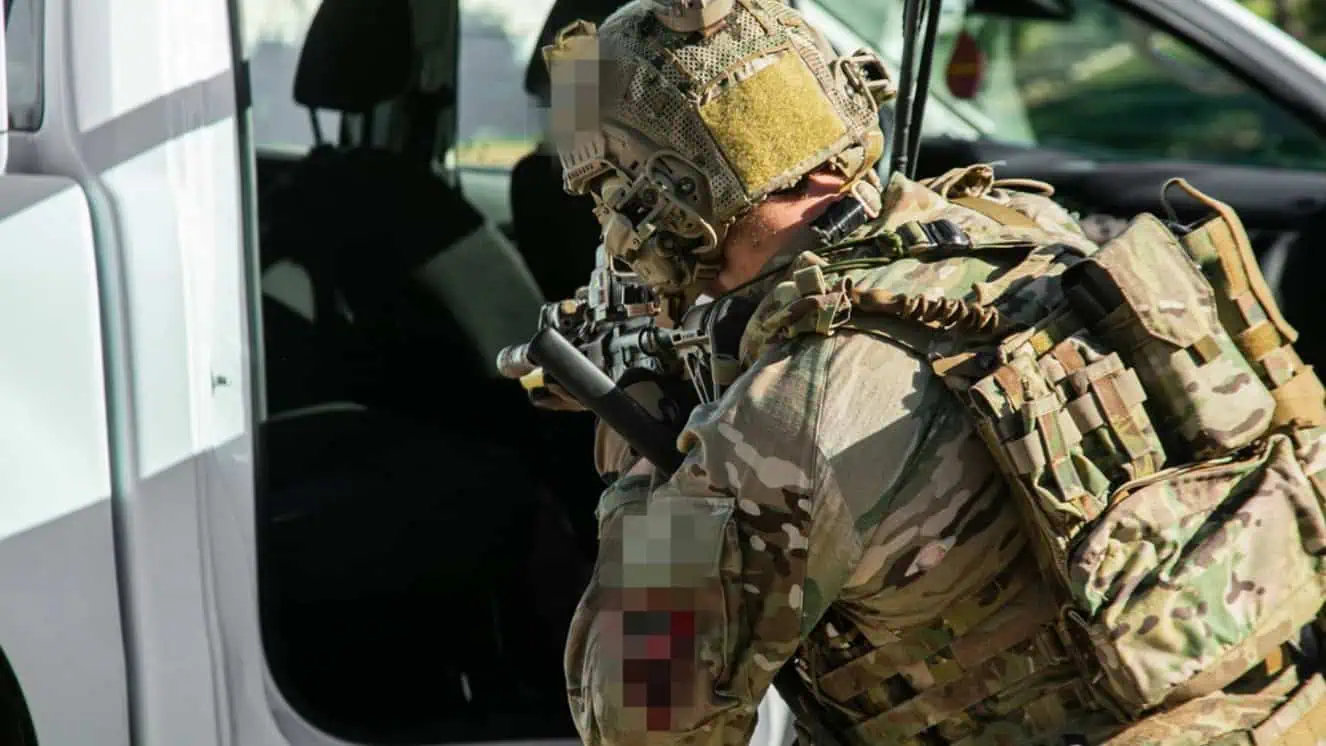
[
  {"x1": 946, "y1": 30, "x2": 985, "y2": 100},
  {"x1": 644, "y1": 634, "x2": 671, "y2": 660}
]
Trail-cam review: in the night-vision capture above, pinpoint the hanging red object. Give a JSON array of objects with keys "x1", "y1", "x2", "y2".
[{"x1": 946, "y1": 30, "x2": 986, "y2": 100}]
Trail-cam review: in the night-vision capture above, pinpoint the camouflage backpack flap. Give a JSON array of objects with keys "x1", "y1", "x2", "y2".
[
  {"x1": 1065, "y1": 428, "x2": 1326, "y2": 718},
  {"x1": 932, "y1": 209, "x2": 1326, "y2": 718},
  {"x1": 1166, "y1": 177, "x2": 1326, "y2": 431},
  {"x1": 741, "y1": 171, "x2": 1326, "y2": 725}
]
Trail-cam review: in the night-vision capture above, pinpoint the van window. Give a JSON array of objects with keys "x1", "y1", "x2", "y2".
[
  {"x1": 6, "y1": 0, "x2": 42, "y2": 131},
  {"x1": 959, "y1": 0, "x2": 1326, "y2": 168},
  {"x1": 454, "y1": 0, "x2": 555, "y2": 170},
  {"x1": 244, "y1": 0, "x2": 341, "y2": 154},
  {"x1": 814, "y1": 0, "x2": 1326, "y2": 170}
]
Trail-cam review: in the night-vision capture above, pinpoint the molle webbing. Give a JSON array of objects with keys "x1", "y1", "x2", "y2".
[
  {"x1": 774, "y1": 272, "x2": 1020, "y2": 340},
  {"x1": 1249, "y1": 674, "x2": 1326, "y2": 746},
  {"x1": 801, "y1": 553, "x2": 1089, "y2": 746},
  {"x1": 816, "y1": 559, "x2": 1040, "y2": 703},
  {"x1": 768, "y1": 205, "x2": 1043, "y2": 344},
  {"x1": 1169, "y1": 178, "x2": 1326, "y2": 428},
  {"x1": 839, "y1": 579, "x2": 1083, "y2": 744}
]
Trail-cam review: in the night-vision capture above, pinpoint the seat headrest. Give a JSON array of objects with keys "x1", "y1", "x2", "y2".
[
  {"x1": 523, "y1": 0, "x2": 625, "y2": 101},
  {"x1": 294, "y1": 0, "x2": 416, "y2": 113}
]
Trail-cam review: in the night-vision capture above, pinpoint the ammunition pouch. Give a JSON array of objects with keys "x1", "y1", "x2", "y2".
[{"x1": 1062, "y1": 214, "x2": 1275, "y2": 460}]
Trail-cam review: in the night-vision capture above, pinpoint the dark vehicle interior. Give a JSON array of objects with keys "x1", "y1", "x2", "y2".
[
  {"x1": 253, "y1": 0, "x2": 604, "y2": 741},
  {"x1": 247, "y1": 0, "x2": 1326, "y2": 743}
]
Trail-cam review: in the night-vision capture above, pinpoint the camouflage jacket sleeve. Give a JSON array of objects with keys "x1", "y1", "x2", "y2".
[{"x1": 564, "y1": 337, "x2": 870, "y2": 746}]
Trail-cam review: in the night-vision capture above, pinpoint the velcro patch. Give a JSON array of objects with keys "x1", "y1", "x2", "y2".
[{"x1": 698, "y1": 51, "x2": 846, "y2": 196}]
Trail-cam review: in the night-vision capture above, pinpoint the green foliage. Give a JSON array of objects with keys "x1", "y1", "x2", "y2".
[{"x1": 1236, "y1": 0, "x2": 1326, "y2": 55}]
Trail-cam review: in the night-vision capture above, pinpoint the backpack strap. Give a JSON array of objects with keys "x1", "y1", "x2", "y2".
[
  {"x1": 918, "y1": 163, "x2": 1043, "y2": 230},
  {"x1": 740, "y1": 258, "x2": 1025, "y2": 366},
  {"x1": 951, "y1": 195, "x2": 1041, "y2": 229},
  {"x1": 1168, "y1": 177, "x2": 1326, "y2": 428}
]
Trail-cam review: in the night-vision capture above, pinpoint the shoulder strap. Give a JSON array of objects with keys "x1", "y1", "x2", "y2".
[{"x1": 951, "y1": 195, "x2": 1040, "y2": 229}]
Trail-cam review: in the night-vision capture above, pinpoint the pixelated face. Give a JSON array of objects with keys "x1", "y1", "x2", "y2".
[{"x1": 546, "y1": 26, "x2": 618, "y2": 163}]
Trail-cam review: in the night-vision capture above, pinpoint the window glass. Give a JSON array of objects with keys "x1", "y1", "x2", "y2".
[
  {"x1": 455, "y1": 0, "x2": 556, "y2": 170},
  {"x1": 802, "y1": 0, "x2": 987, "y2": 140},
  {"x1": 6, "y1": 0, "x2": 42, "y2": 131},
  {"x1": 243, "y1": 0, "x2": 341, "y2": 154},
  {"x1": 815, "y1": 0, "x2": 1326, "y2": 169},
  {"x1": 985, "y1": 1, "x2": 1326, "y2": 168},
  {"x1": 818, "y1": 2, "x2": 893, "y2": 49}
]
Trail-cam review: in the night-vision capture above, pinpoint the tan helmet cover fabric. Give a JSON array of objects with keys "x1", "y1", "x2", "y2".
[{"x1": 542, "y1": 0, "x2": 893, "y2": 301}]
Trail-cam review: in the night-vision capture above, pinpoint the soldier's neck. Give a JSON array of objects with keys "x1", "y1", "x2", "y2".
[{"x1": 709, "y1": 186, "x2": 845, "y2": 295}]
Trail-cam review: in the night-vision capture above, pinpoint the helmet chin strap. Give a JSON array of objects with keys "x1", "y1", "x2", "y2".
[
  {"x1": 827, "y1": 137, "x2": 886, "y2": 218},
  {"x1": 657, "y1": 253, "x2": 719, "y2": 320}
]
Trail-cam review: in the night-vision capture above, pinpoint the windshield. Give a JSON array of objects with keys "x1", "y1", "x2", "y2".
[
  {"x1": 809, "y1": 0, "x2": 1326, "y2": 169},
  {"x1": 798, "y1": 0, "x2": 988, "y2": 141}
]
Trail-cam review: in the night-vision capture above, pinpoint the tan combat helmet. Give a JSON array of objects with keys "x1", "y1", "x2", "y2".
[{"x1": 542, "y1": 0, "x2": 897, "y2": 312}]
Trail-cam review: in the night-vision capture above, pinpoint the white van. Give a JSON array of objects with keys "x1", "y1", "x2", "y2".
[{"x1": 3, "y1": 0, "x2": 1326, "y2": 745}]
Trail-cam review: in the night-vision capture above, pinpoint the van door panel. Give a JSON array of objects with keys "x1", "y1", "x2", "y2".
[
  {"x1": 101, "y1": 117, "x2": 248, "y2": 479},
  {"x1": 0, "y1": 177, "x2": 129, "y2": 746},
  {"x1": 18, "y1": 0, "x2": 250, "y2": 742}
]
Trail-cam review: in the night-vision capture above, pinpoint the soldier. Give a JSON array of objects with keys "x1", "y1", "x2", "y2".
[{"x1": 539, "y1": 1, "x2": 1326, "y2": 745}]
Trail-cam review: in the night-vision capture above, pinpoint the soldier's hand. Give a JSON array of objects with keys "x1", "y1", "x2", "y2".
[
  {"x1": 521, "y1": 368, "x2": 588, "y2": 412},
  {"x1": 594, "y1": 370, "x2": 697, "y2": 483}
]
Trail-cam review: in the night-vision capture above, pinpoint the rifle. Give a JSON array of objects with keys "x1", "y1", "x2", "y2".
[{"x1": 495, "y1": 245, "x2": 753, "y2": 408}]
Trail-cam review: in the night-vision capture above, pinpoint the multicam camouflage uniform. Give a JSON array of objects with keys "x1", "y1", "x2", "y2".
[
  {"x1": 567, "y1": 163, "x2": 1316, "y2": 746},
  {"x1": 542, "y1": 2, "x2": 1326, "y2": 746}
]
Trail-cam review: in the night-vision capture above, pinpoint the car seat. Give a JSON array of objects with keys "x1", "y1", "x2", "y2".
[{"x1": 256, "y1": 0, "x2": 583, "y2": 735}]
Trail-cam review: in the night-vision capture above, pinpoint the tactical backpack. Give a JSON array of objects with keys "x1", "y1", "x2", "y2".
[{"x1": 749, "y1": 170, "x2": 1326, "y2": 733}]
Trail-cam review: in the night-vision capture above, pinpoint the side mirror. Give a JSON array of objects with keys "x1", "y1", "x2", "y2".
[{"x1": 968, "y1": 0, "x2": 1075, "y2": 21}]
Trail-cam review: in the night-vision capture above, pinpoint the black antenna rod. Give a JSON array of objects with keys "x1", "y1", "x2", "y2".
[
  {"x1": 905, "y1": 0, "x2": 944, "y2": 178},
  {"x1": 889, "y1": 0, "x2": 926, "y2": 180}
]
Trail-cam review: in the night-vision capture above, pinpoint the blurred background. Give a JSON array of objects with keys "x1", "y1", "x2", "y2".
[
  {"x1": 1251, "y1": 0, "x2": 1326, "y2": 48},
  {"x1": 236, "y1": 0, "x2": 1326, "y2": 174}
]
